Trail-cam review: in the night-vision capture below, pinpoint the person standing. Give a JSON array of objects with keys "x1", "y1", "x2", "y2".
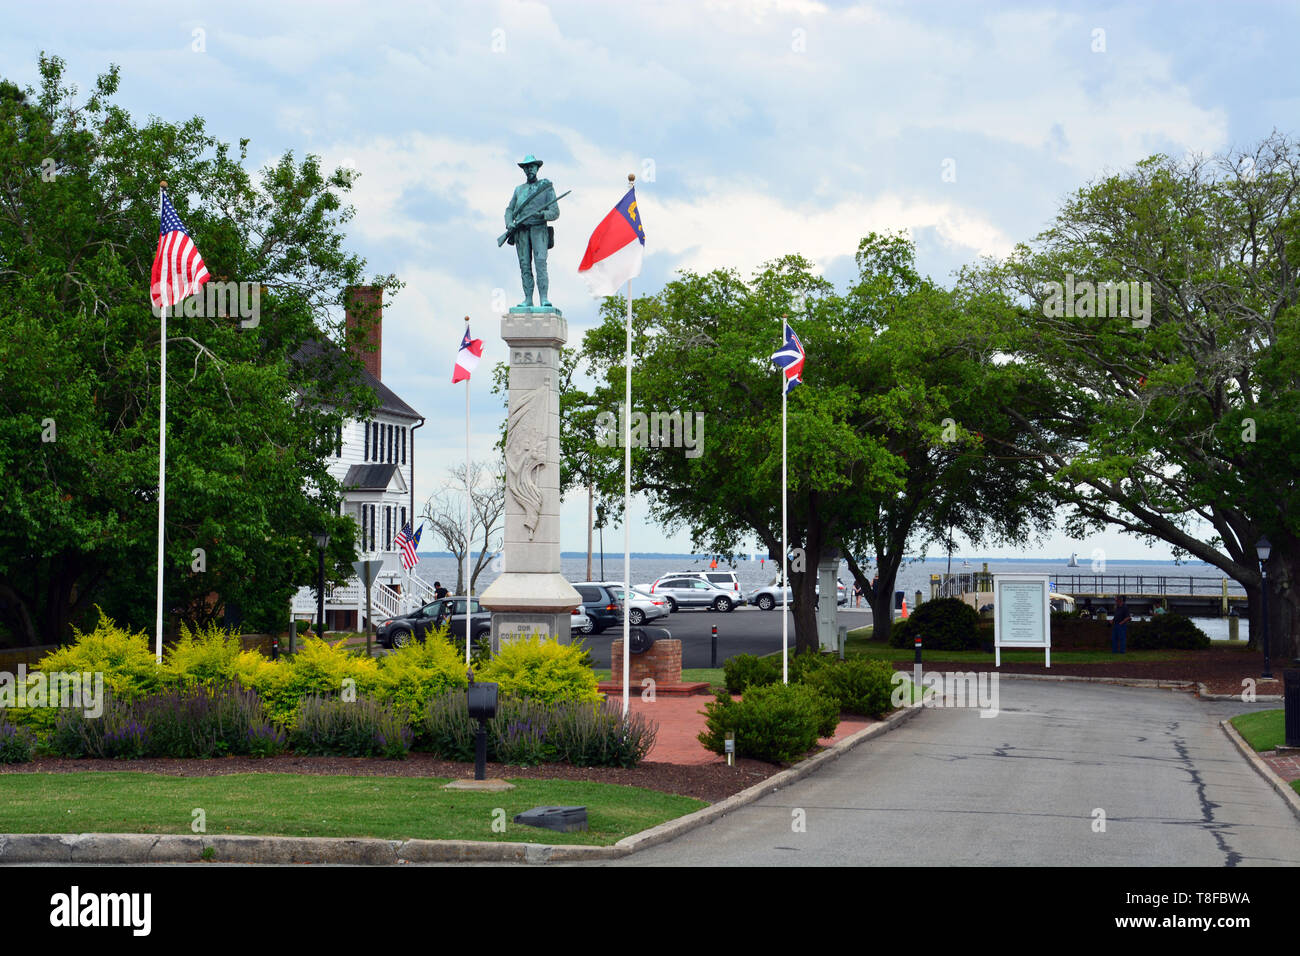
[
  {"x1": 434, "y1": 580, "x2": 449, "y2": 600},
  {"x1": 1111, "y1": 595, "x2": 1132, "y2": 654}
]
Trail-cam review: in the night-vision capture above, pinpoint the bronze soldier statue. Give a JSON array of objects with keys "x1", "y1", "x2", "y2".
[{"x1": 502, "y1": 154, "x2": 564, "y2": 308}]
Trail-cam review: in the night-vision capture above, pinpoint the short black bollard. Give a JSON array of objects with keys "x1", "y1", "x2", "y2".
[
  {"x1": 271, "y1": 636, "x2": 279, "y2": 661},
  {"x1": 1285, "y1": 668, "x2": 1300, "y2": 749},
  {"x1": 711, "y1": 625, "x2": 718, "y2": 669},
  {"x1": 914, "y1": 635, "x2": 922, "y2": 666}
]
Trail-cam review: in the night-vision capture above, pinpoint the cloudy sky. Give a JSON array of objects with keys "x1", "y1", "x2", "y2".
[{"x1": 6, "y1": 1, "x2": 1296, "y2": 561}]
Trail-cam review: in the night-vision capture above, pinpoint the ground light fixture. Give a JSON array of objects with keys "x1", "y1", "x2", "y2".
[{"x1": 466, "y1": 676, "x2": 498, "y2": 781}]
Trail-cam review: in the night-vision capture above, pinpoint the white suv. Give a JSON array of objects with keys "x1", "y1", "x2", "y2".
[{"x1": 661, "y1": 569, "x2": 743, "y2": 597}]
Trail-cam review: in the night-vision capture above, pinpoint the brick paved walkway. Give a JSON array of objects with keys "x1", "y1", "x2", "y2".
[
  {"x1": 621, "y1": 692, "x2": 874, "y2": 765},
  {"x1": 1263, "y1": 751, "x2": 1300, "y2": 784}
]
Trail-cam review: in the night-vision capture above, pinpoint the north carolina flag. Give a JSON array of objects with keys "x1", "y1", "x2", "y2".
[
  {"x1": 578, "y1": 188, "x2": 645, "y2": 297},
  {"x1": 453, "y1": 325, "x2": 483, "y2": 383}
]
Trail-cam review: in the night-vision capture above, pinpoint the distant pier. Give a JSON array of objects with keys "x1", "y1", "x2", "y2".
[{"x1": 931, "y1": 570, "x2": 1247, "y2": 618}]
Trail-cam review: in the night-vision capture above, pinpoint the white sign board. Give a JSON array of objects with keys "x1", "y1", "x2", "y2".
[{"x1": 993, "y1": 573, "x2": 1051, "y2": 668}]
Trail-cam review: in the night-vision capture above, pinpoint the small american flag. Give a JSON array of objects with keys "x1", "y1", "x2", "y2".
[
  {"x1": 395, "y1": 522, "x2": 422, "y2": 570},
  {"x1": 151, "y1": 190, "x2": 210, "y2": 309}
]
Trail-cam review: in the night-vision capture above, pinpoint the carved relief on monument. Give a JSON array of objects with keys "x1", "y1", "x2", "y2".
[{"x1": 505, "y1": 377, "x2": 549, "y2": 540}]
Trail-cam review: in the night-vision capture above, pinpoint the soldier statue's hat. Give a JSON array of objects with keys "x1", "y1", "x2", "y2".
[{"x1": 517, "y1": 153, "x2": 543, "y2": 169}]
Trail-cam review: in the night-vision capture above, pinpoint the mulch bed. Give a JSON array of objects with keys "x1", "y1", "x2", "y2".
[{"x1": 0, "y1": 753, "x2": 782, "y2": 804}]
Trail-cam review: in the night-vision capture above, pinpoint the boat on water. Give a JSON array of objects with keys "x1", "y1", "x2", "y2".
[{"x1": 1067, "y1": 552, "x2": 1080, "y2": 567}]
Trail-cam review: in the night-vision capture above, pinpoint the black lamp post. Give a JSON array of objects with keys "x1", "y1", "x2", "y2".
[
  {"x1": 314, "y1": 532, "x2": 331, "y2": 637},
  {"x1": 1257, "y1": 536, "x2": 1272, "y2": 679}
]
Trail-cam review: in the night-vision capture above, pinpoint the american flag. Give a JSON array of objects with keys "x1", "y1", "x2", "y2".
[
  {"x1": 770, "y1": 321, "x2": 806, "y2": 393},
  {"x1": 151, "y1": 190, "x2": 210, "y2": 310},
  {"x1": 395, "y1": 522, "x2": 422, "y2": 570}
]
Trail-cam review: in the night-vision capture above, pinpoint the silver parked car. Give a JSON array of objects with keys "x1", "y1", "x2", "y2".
[
  {"x1": 749, "y1": 577, "x2": 848, "y2": 610},
  {"x1": 592, "y1": 582, "x2": 670, "y2": 625},
  {"x1": 649, "y1": 575, "x2": 742, "y2": 612}
]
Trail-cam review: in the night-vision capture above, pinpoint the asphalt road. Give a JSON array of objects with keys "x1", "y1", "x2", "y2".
[
  {"x1": 582, "y1": 605, "x2": 874, "y2": 669},
  {"x1": 604, "y1": 679, "x2": 1300, "y2": 866}
]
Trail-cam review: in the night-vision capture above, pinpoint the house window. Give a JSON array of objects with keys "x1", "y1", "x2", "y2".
[
  {"x1": 387, "y1": 424, "x2": 394, "y2": 463},
  {"x1": 363, "y1": 422, "x2": 369, "y2": 461},
  {"x1": 400, "y1": 506, "x2": 406, "y2": 534},
  {"x1": 385, "y1": 506, "x2": 391, "y2": 551},
  {"x1": 400, "y1": 427, "x2": 406, "y2": 465}
]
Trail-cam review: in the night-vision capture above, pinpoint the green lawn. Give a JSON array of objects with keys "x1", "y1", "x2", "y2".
[
  {"x1": 1231, "y1": 710, "x2": 1285, "y2": 753},
  {"x1": 0, "y1": 772, "x2": 705, "y2": 846}
]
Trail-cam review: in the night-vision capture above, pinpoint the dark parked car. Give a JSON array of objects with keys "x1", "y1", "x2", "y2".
[
  {"x1": 570, "y1": 583, "x2": 624, "y2": 635},
  {"x1": 377, "y1": 596, "x2": 491, "y2": 649}
]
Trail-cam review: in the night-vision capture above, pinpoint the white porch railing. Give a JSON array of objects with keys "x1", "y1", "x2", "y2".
[{"x1": 290, "y1": 576, "x2": 405, "y2": 629}]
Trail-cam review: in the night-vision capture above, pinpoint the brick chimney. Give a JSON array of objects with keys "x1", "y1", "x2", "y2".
[{"x1": 344, "y1": 285, "x2": 382, "y2": 381}]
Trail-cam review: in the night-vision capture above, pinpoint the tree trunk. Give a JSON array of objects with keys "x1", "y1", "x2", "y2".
[
  {"x1": 870, "y1": 554, "x2": 902, "y2": 645},
  {"x1": 1265, "y1": 542, "x2": 1300, "y2": 663},
  {"x1": 791, "y1": 563, "x2": 820, "y2": 656}
]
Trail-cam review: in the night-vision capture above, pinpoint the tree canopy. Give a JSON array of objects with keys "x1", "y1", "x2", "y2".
[
  {"x1": 0, "y1": 55, "x2": 395, "y2": 643},
  {"x1": 572, "y1": 234, "x2": 1054, "y2": 649}
]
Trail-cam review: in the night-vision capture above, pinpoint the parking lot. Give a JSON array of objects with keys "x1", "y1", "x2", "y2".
[{"x1": 580, "y1": 605, "x2": 874, "y2": 669}]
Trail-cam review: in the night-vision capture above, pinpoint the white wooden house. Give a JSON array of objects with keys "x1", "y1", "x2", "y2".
[{"x1": 289, "y1": 287, "x2": 439, "y2": 631}]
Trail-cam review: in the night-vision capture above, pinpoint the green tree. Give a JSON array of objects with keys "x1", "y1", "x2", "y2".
[
  {"x1": 575, "y1": 235, "x2": 1052, "y2": 650},
  {"x1": 973, "y1": 133, "x2": 1300, "y2": 657},
  {"x1": 0, "y1": 55, "x2": 394, "y2": 643}
]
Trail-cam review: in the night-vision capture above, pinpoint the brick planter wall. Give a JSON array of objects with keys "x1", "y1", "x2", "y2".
[{"x1": 609, "y1": 638, "x2": 682, "y2": 686}]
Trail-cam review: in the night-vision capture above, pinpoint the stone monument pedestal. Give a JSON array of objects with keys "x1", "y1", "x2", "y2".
[{"x1": 479, "y1": 306, "x2": 581, "y2": 652}]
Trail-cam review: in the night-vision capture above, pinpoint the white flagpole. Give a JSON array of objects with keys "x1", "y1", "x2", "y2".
[
  {"x1": 155, "y1": 182, "x2": 168, "y2": 665},
  {"x1": 621, "y1": 173, "x2": 638, "y2": 718},
  {"x1": 781, "y1": 320, "x2": 788, "y2": 684},
  {"x1": 465, "y1": 317, "x2": 473, "y2": 667},
  {"x1": 622, "y1": 271, "x2": 632, "y2": 718}
]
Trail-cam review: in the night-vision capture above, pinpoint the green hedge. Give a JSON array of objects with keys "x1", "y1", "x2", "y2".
[
  {"x1": 723, "y1": 654, "x2": 781, "y2": 694},
  {"x1": 804, "y1": 658, "x2": 897, "y2": 718},
  {"x1": 698, "y1": 683, "x2": 840, "y2": 764},
  {"x1": 1128, "y1": 614, "x2": 1211, "y2": 650},
  {"x1": 889, "y1": 598, "x2": 981, "y2": 651}
]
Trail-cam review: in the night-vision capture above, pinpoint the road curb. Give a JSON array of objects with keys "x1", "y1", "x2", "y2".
[
  {"x1": 0, "y1": 706, "x2": 921, "y2": 866},
  {"x1": 1197, "y1": 682, "x2": 1282, "y2": 702},
  {"x1": 1219, "y1": 718, "x2": 1300, "y2": 824},
  {"x1": 994, "y1": 672, "x2": 1196, "y2": 691},
  {"x1": 606, "y1": 702, "x2": 921, "y2": 859}
]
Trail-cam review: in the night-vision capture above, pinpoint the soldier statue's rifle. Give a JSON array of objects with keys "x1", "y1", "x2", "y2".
[{"x1": 497, "y1": 188, "x2": 571, "y2": 247}]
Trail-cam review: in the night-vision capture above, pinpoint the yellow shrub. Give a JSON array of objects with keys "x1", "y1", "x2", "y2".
[
  {"x1": 34, "y1": 609, "x2": 162, "y2": 701},
  {"x1": 163, "y1": 621, "x2": 245, "y2": 686},
  {"x1": 375, "y1": 629, "x2": 469, "y2": 717},
  {"x1": 477, "y1": 636, "x2": 601, "y2": 705},
  {"x1": 258, "y1": 637, "x2": 382, "y2": 728}
]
